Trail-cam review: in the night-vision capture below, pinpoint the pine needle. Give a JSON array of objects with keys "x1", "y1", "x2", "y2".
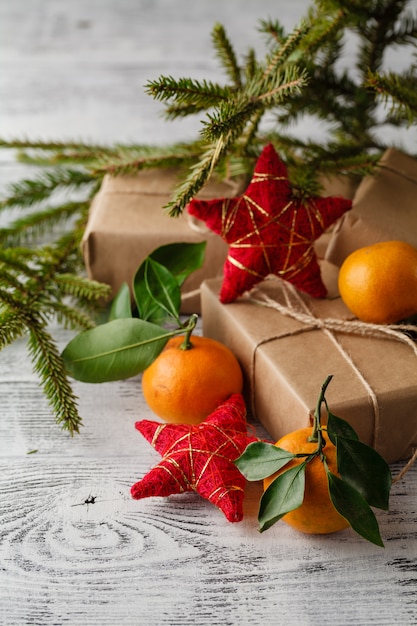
[{"x1": 27, "y1": 320, "x2": 82, "y2": 435}]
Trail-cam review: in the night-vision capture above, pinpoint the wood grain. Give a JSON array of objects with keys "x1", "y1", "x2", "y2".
[
  {"x1": 0, "y1": 455, "x2": 416, "y2": 625},
  {"x1": 1, "y1": 1, "x2": 417, "y2": 625}
]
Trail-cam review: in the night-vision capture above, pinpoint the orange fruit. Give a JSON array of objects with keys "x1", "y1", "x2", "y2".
[
  {"x1": 263, "y1": 427, "x2": 349, "y2": 534},
  {"x1": 141, "y1": 335, "x2": 243, "y2": 424},
  {"x1": 338, "y1": 240, "x2": 417, "y2": 324}
]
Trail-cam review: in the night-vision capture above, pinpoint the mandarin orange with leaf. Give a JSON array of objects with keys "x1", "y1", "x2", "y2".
[
  {"x1": 141, "y1": 335, "x2": 243, "y2": 424},
  {"x1": 338, "y1": 240, "x2": 417, "y2": 324},
  {"x1": 263, "y1": 428, "x2": 349, "y2": 535}
]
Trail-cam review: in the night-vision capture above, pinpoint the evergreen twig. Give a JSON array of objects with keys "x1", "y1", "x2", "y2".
[
  {"x1": 92, "y1": 143, "x2": 202, "y2": 177},
  {"x1": 0, "y1": 201, "x2": 90, "y2": 247},
  {"x1": 366, "y1": 70, "x2": 417, "y2": 122},
  {"x1": 0, "y1": 168, "x2": 96, "y2": 211},
  {"x1": 27, "y1": 319, "x2": 82, "y2": 435},
  {"x1": 212, "y1": 23, "x2": 243, "y2": 88}
]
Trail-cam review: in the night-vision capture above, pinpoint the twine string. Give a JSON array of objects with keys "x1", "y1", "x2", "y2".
[
  {"x1": 394, "y1": 447, "x2": 417, "y2": 483},
  {"x1": 278, "y1": 281, "x2": 382, "y2": 442},
  {"x1": 245, "y1": 277, "x2": 417, "y2": 483}
]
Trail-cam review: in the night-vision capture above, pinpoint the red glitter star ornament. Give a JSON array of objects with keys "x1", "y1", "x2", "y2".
[
  {"x1": 130, "y1": 394, "x2": 258, "y2": 522},
  {"x1": 188, "y1": 143, "x2": 352, "y2": 302}
]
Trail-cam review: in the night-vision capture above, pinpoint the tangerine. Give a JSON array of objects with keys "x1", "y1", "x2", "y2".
[
  {"x1": 263, "y1": 427, "x2": 349, "y2": 535},
  {"x1": 141, "y1": 335, "x2": 243, "y2": 424},
  {"x1": 338, "y1": 240, "x2": 417, "y2": 324}
]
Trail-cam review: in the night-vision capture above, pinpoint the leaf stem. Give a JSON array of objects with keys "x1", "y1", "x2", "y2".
[
  {"x1": 309, "y1": 374, "x2": 333, "y2": 443},
  {"x1": 179, "y1": 313, "x2": 198, "y2": 350}
]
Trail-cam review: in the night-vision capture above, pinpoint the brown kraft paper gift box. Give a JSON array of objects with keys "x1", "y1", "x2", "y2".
[
  {"x1": 326, "y1": 147, "x2": 417, "y2": 266},
  {"x1": 201, "y1": 262, "x2": 417, "y2": 464},
  {"x1": 82, "y1": 168, "x2": 241, "y2": 314}
]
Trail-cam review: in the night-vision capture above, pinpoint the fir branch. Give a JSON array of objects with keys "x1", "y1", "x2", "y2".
[
  {"x1": 211, "y1": 23, "x2": 242, "y2": 88},
  {"x1": 145, "y1": 76, "x2": 233, "y2": 118},
  {"x1": 240, "y1": 109, "x2": 264, "y2": 152},
  {"x1": 0, "y1": 137, "x2": 111, "y2": 152},
  {"x1": 308, "y1": 150, "x2": 381, "y2": 177},
  {"x1": 262, "y1": 21, "x2": 310, "y2": 80},
  {"x1": 165, "y1": 142, "x2": 233, "y2": 216},
  {"x1": 37, "y1": 230, "x2": 87, "y2": 280},
  {"x1": 0, "y1": 285, "x2": 32, "y2": 316},
  {"x1": 161, "y1": 103, "x2": 216, "y2": 118},
  {"x1": 258, "y1": 19, "x2": 286, "y2": 46},
  {"x1": 278, "y1": 0, "x2": 416, "y2": 155},
  {"x1": 243, "y1": 48, "x2": 258, "y2": 82},
  {"x1": 0, "y1": 309, "x2": 28, "y2": 349},
  {"x1": 0, "y1": 201, "x2": 90, "y2": 247},
  {"x1": 92, "y1": 144, "x2": 202, "y2": 176},
  {"x1": 0, "y1": 231, "x2": 105, "y2": 433},
  {"x1": 44, "y1": 300, "x2": 98, "y2": 331},
  {"x1": 165, "y1": 21, "x2": 310, "y2": 214},
  {"x1": 0, "y1": 138, "x2": 116, "y2": 170},
  {"x1": 167, "y1": 64, "x2": 308, "y2": 213},
  {"x1": 16, "y1": 149, "x2": 109, "y2": 167},
  {"x1": 300, "y1": 6, "x2": 347, "y2": 56},
  {"x1": 0, "y1": 269, "x2": 30, "y2": 294},
  {"x1": 256, "y1": 66, "x2": 309, "y2": 105},
  {"x1": 366, "y1": 69, "x2": 417, "y2": 122},
  {"x1": 0, "y1": 168, "x2": 96, "y2": 212},
  {"x1": 202, "y1": 97, "x2": 261, "y2": 143},
  {"x1": 276, "y1": 66, "x2": 356, "y2": 128},
  {"x1": 0, "y1": 247, "x2": 38, "y2": 276},
  {"x1": 54, "y1": 274, "x2": 111, "y2": 304},
  {"x1": 0, "y1": 138, "x2": 169, "y2": 168},
  {"x1": 27, "y1": 318, "x2": 82, "y2": 435},
  {"x1": 355, "y1": 0, "x2": 411, "y2": 73}
]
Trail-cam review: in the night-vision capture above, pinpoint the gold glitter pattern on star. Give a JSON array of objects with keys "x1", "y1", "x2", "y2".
[{"x1": 188, "y1": 144, "x2": 352, "y2": 302}]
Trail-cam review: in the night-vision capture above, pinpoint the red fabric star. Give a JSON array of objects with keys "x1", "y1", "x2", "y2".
[
  {"x1": 130, "y1": 394, "x2": 258, "y2": 522},
  {"x1": 188, "y1": 143, "x2": 352, "y2": 302}
]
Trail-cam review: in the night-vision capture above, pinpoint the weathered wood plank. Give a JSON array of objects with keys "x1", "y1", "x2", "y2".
[{"x1": 0, "y1": 458, "x2": 416, "y2": 625}]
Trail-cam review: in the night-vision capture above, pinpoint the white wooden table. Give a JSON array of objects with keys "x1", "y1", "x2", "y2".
[{"x1": 1, "y1": 2, "x2": 417, "y2": 624}]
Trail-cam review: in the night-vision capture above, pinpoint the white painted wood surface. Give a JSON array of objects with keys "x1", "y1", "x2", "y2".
[{"x1": 1, "y1": 1, "x2": 417, "y2": 625}]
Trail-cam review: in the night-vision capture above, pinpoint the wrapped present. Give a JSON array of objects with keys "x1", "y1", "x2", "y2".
[
  {"x1": 326, "y1": 148, "x2": 417, "y2": 266},
  {"x1": 82, "y1": 168, "x2": 241, "y2": 313},
  {"x1": 201, "y1": 263, "x2": 417, "y2": 464}
]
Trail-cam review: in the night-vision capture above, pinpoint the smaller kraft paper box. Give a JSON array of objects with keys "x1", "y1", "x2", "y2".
[
  {"x1": 326, "y1": 147, "x2": 417, "y2": 266},
  {"x1": 201, "y1": 265, "x2": 417, "y2": 464},
  {"x1": 82, "y1": 168, "x2": 240, "y2": 313}
]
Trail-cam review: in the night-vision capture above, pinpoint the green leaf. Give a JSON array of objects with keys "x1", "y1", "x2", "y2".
[
  {"x1": 327, "y1": 471, "x2": 384, "y2": 547},
  {"x1": 234, "y1": 441, "x2": 296, "y2": 481},
  {"x1": 133, "y1": 242, "x2": 206, "y2": 323},
  {"x1": 326, "y1": 411, "x2": 359, "y2": 445},
  {"x1": 109, "y1": 282, "x2": 132, "y2": 320},
  {"x1": 133, "y1": 262, "x2": 167, "y2": 324},
  {"x1": 148, "y1": 241, "x2": 207, "y2": 286},
  {"x1": 62, "y1": 318, "x2": 171, "y2": 383},
  {"x1": 258, "y1": 462, "x2": 306, "y2": 532},
  {"x1": 336, "y1": 437, "x2": 392, "y2": 510},
  {"x1": 144, "y1": 258, "x2": 181, "y2": 322}
]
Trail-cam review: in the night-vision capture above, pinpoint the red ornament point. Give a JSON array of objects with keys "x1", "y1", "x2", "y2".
[
  {"x1": 131, "y1": 394, "x2": 259, "y2": 522},
  {"x1": 188, "y1": 143, "x2": 351, "y2": 302}
]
